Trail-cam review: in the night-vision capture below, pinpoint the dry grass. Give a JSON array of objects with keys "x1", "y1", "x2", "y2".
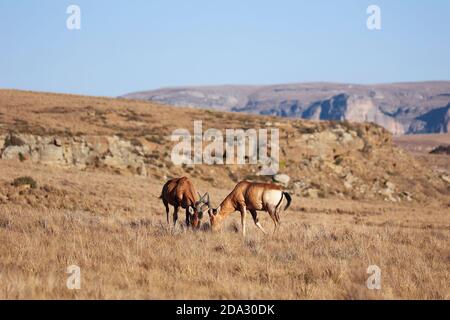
[{"x1": 0, "y1": 160, "x2": 448, "y2": 300}]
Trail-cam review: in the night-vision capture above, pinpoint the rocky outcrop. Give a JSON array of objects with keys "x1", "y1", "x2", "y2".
[
  {"x1": 123, "y1": 82, "x2": 450, "y2": 135},
  {"x1": 0, "y1": 133, "x2": 148, "y2": 176}
]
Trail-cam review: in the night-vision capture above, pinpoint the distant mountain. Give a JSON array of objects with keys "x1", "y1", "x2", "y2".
[{"x1": 122, "y1": 82, "x2": 450, "y2": 135}]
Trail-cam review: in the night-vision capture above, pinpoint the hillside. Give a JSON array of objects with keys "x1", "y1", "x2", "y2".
[
  {"x1": 1, "y1": 89, "x2": 448, "y2": 204},
  {"x1": 123, "y1": 82, "x2": 450, "y2": 135},
  {"x1": 0, "y1": 90, "x2": 449, "y2": 299}
]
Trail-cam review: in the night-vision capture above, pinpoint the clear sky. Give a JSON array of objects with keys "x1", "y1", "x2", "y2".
[{"x1": 1, "y1": 0, "x2": 449, "y2": 97}]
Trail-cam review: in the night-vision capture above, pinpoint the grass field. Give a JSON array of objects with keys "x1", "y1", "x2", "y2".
[{"x1": 1, "y1": 160, "x2": 448, "y2": 299}]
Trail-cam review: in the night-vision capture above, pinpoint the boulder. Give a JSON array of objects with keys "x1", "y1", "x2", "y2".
[
  {"x1": 2, "y1": 145, "x2": 30, "y2": 160},
  {"x1": 272, "y1": 174, "x2": 291, "y2": 186},
  {"x1": 379, "y1": 181, "x2": 397, "y2": 202}
]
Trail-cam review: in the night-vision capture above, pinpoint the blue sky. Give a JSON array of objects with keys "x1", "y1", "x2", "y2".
[{"x1": 1, "y1": 0, "x2": 449, "y2": 97}]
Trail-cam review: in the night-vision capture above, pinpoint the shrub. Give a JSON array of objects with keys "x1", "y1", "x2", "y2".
[{"x1": 12, "y1": 176, "x2": 37, "y2": 189}]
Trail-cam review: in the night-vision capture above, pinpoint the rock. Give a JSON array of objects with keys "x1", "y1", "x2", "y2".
[
  {"x1": 2, "y1": 145, "x2": 30, "y2": 160},
  {"x1": 137, "y1": 163, "x2": 147, "y2": 177},
  {"x1": 100, "y1": 136, "x2": 148, "y2": 174},
  {"x1": 441, "y1": 175, "x2": 450, "y2": 184},
  {"x1": 0, "y1": 132, "x2": 151, "y2": 176},
  {"x1": 379, "y1": 181, "x2": 397, "y2": 202},
  {"x1": 38, "y1": 144, "x2": 64, "y2": 164},
  {"x1": 53, "y1": 138, "x2": 62, "y2": 147},
  {"x1": 343, "y1": 173, "x2": 358, "y2": 190},
  {"x1": 69, "y1": 139, "x2": 95, "y2": 167},
  {"x1": 85, "y1": 136, "x2": 110, "y2": 155},
  {"x1": 272, "y1": 174, "x2": 290, "y2": 186},
  {"x1": 0, "y1": 194, "x2": 7, "y2": 204},
  {"x1": 4, "y1": 133, "x2": 26, "y2": 147},
  {"x1": 0, "y1": 134, "x2": 5, "y2": 150},
  {"x1": 344, "y1": 180, "x2": 352, "y2": 190},
  {"x1": 385, "y1": 181, "x2": 396, "y2": 190},
  {"x1": 303, "y1": 188, "x2": 319, "y2": 199},
  {"x1": 400, "y1": 191, "x2": 413, "y2": 202},
  {"x1": 293, "y1": 181, "x2": 307, "y2": 191}
]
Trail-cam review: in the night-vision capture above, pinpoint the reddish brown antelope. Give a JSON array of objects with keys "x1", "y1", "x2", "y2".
[
  {"x1": 160, "y1": 177, "x2": 209, "y2": 229},
  {"x1": 208, "y1": 181, "x2": 292, "y2": 236}
]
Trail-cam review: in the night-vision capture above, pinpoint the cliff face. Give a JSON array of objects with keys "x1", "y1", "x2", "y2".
[
  {"x1": 408, "y1": 104, "x2": 450, "y2": 134},
  {"x1": 123, "y1": 82, "x2": 450, "y2": 135},
  {"x1": 293, "y1": 94, "x2": 405, "y2": 135}
]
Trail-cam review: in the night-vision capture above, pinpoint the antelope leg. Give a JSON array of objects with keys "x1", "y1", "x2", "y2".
[
  {"x1": 267, "y1": 206, "x2": 279, "y2": 234},
  {"x1": 250, "y1": 209, "x2": 267, "y2": 235},
  {"x1": 256, "y1": 222, "x2": 267, "y2": 234},
  {"x1": 164, "y1": 202, "x2": 170, "y2": 225},
  {"x1": 185, "y1": 209, "x2": 190, "y2": 228},
  {"x1": 173, "y1": 205, "x2": 180, "y2": 228},
  {"x1": 240, "y1": 206, "x2": 247, "y2": 237}
]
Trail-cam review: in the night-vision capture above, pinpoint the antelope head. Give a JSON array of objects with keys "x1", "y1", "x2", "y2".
[
  {"x1": 208, "y1": 205, "x2": 222, "y2": 232},
  {"x1": 191, "y1": 192, "x2": 210, "y2": 228}
]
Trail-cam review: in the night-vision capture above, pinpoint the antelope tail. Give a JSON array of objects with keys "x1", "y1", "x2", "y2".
[{"x1": 283, "y1": 192, "x2": 292, "y2": 211}]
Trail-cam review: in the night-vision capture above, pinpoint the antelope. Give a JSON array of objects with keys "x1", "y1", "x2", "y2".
[
  {"x1": 160, "y1": 177, "x2": 209, "y2": 229},
  {"x1": 208, "y1": 181, "x2": 292, "y2": 236}
]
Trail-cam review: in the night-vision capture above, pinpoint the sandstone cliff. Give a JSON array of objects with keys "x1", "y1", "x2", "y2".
[{"x1": 123, "y1": 82, "x2": 450, "y2": 135}]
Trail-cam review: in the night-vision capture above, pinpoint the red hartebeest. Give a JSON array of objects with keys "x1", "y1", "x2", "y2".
[
  {"x1": 208, "y1": 181, "x2": 292, "y2": 236},
  {"x1": 160, "y1": 177, "x2": 209, "y2": 229}
]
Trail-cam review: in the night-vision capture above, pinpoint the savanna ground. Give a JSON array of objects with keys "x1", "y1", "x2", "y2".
[{"x1": 0, "y1": 159, "x2": 448, "y2": 300}]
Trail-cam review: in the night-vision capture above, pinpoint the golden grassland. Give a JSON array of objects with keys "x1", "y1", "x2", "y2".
[{"x1": 0, "y1": 160, "x2": 448, "y2": 299}]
